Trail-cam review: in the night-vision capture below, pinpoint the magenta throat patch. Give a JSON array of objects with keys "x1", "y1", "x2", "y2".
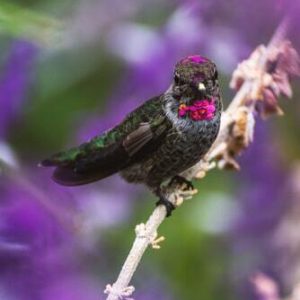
[{"x1": 178, "y1": 99, "x2": 216, "y2": 121}]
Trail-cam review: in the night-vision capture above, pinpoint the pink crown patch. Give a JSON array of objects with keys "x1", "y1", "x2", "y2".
[{"x1": 182, "y1": 55, "x2": 208, "y2": 64}]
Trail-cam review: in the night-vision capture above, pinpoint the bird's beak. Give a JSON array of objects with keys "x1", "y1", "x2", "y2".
[{"x1": 198, "y1": 82, "x2": 206, "y2": 92}]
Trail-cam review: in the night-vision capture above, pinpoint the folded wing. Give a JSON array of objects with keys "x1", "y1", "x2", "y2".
[{"x1": 40, "y1": 97, "x2": 169, "y2": 186}]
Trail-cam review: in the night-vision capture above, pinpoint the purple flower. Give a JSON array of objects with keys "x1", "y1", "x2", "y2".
[
  {"x1": 0, "y1": 40, "x2": 37, "y2": 138},
  {"x1": 41, "y1": 275, "x2": 101, "y2": 300},
  {"x1": 0, "y1": 181, "x2": 70, "y2": 300},
  {"x1": 0, "y1": 173, "x2": 170, "y2": 300}
]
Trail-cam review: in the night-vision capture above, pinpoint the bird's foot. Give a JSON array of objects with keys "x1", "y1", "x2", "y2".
[
  {"x1": 169, "y1": 175, "x2": 194, "y2": 191},
  {"x1": 155, "y1": 195, "x2": 175, "y2": 217}
]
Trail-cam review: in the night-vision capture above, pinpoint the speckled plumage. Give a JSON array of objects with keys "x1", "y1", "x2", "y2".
[
  {"x1": 121, "y1": 93, "x2": 221, "y2": 189},
  {"x1": 41, "y1": 55, "x2": 222, "y2": 205}
]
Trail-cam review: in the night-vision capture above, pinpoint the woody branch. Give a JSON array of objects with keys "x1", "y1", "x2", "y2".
[{"x1": 105, "y1": 19, "x2": 300, "y2": 300}]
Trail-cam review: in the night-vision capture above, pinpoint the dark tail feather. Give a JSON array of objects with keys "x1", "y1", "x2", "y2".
[
  {"x1": 42, "y1": 139, "x2": 130, "y2": 186},
  {"x1": 39, "y1": 159, "x2": 56, "y2": 167},
  {"x1": 52, "y1": 167, "x2": 118, "y2": 186}
]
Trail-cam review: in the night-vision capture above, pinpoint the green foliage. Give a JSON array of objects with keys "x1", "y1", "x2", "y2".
[{"x1": 0, "y1": 1, "x2": 62, "y2": 46}]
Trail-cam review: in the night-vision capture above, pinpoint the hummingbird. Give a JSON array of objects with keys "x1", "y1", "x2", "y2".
[{"x1": 41, "y1": 55, "x2": 222, "y2": 216}]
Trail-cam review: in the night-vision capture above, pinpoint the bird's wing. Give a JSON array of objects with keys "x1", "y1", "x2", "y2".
[{"x1": 40, "y1": 96, "x2": 170, "y2": 186}]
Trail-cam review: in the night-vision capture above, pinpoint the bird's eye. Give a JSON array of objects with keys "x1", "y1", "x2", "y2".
[
  {"x1": 174, "y1": 73, "x2": 184, "y2": 85},
  {"x1": 212, "y1": 69, "x2": 218, "y2": 80}
]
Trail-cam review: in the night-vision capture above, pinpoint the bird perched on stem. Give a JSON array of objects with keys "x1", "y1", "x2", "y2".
[{"x1": 41, "y1": 55, "x2": 222, "y2": 216}]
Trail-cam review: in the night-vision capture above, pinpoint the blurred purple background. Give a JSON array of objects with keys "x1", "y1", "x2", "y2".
[{"x1": 0, "y1": 1, "x2": 299, "y2": 299}]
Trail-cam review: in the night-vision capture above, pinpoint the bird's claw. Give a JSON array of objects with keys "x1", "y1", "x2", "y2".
[
  {"x1": 156, "y1": 196, "x2": 175, "y2": 217},
  {"x1": 169, "y1": 175, "x2": 194, "y2": 191}
]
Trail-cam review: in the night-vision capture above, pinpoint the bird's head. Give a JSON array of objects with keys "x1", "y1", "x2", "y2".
[
  {"x1": 172, "y1": 55, "x2": 218, "y2": 101},
  {"x1": 168, "y1": 55, "x2": 220, "y2": 121}
]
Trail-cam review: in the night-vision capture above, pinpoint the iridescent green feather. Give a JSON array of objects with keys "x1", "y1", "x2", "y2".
[{"x1": 42, "y1": 96, "x2": 165, "y2": 168}]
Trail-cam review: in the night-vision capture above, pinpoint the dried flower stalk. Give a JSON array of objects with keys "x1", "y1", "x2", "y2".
[{"x1": 105, "y1": 20, "x2": 300, "y2": 300}]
